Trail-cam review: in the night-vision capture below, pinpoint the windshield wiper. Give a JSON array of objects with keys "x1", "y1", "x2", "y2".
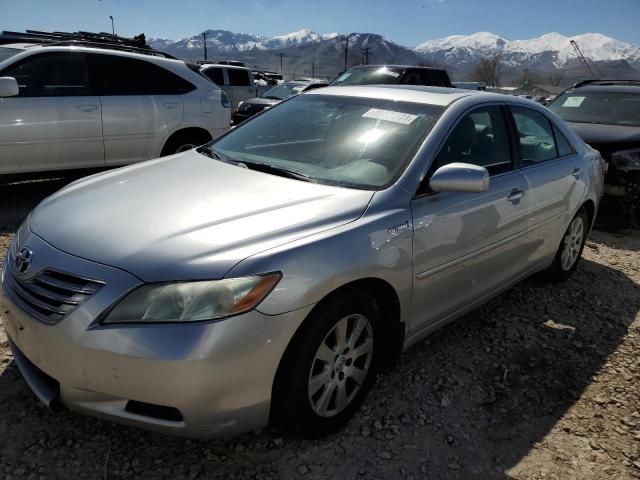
[
  {"x1": 238, "y1": 161, "x2": 313, "y2": 182},
  {"x1": 262, "y1": 95, "x2": 283, "y2": 100},
  {"x1": 197, "y1": 145, "x2": 236, "y2": 164}
]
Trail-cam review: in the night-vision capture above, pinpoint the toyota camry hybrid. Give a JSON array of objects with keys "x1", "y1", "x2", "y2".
[{"x1": 1, "y1": 85, "x2": 604, "y2": 439}]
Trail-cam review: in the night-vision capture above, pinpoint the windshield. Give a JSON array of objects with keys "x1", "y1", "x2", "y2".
[
  {"x1": 549, "y1": 91, "x2": 640, "y2": 127},
  {"x1": 332, "y1": 67, "x2": 405, "y2": 86},
  {"x1": 0, "y1": 47, "x2": 21, "y2": 63},
  {"x1": 208, "y1": 94, "x2": 443, "y2": 189},
  {"x1": 261, "y1": 83, "x2": 306, "y2": 100}
]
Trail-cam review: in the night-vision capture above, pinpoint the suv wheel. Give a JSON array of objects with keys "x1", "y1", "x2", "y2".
[
  {"x1": 273, "y1": 289, "x2": 381, "y2": 438},
  {"x1": 160, "y1": 130, "x2": 212, "y2": 156}
]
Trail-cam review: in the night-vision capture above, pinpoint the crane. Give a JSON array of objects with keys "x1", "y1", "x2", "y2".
[{"x1": 570, "y1": 40, "x2": 603, "y2": 78}]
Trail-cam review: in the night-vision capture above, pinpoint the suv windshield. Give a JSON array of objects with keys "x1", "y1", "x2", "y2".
[
  {"x1": 0, "y1": 47, "x2": 21, "y2": 63},
  {"x1": 332, "y1": 67, "x2": 405, "y2": 86},
  {"x1": 262, "y1": 83, "x2": 306, "y2": 100},
  {"x1": 208, "y1": 94, "x2": 443, "y2": 189},
  {"x1": 549, "y1": 91, "x2": 640, "y2": 127}
]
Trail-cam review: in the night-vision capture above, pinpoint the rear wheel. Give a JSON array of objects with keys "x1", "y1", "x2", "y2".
[
  {"x1": 273, "y1": 289, "x2": 381, "y2": 438},
  {"x1": 544, "y1": 208, "x2": 589, "y2": 281},
  {"x1": 160, "y1": 130, "x2": 212, "y2": 156}
]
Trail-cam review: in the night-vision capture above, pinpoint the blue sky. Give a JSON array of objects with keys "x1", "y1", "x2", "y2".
[{"x1": 2, "y1": 0, "x2": 639, "y2": 46}]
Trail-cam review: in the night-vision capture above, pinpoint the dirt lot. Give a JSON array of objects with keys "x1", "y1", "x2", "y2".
[{"x1": 0, "y1": 178, "x2": 639, "y2": 480}]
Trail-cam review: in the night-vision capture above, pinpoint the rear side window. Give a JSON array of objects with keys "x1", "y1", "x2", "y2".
[
  {"x1": 2, "y1": 52, "x2": 88, "y2": 97},
  {"x1": 88, "y1": 54, "x2": 195, "y2": 95},
  {"x1": 202, "y1": 67, "x2": 224, "y2": 85},
  {"x1": 553, "y1": 125, "x2": 575, "y2": 157},
  {"x1": 227, "y1": 69, "x2": 251, "y2": 86},
  {"x1": 510, "y1": 107, "x2": 558, "y2": 165}
]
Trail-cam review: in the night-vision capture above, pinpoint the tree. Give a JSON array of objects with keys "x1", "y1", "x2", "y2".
[{"x1": 472, "y1": 54, "x2": 502, "y2": 87}]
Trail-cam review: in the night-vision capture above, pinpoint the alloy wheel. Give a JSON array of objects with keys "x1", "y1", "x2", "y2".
[
  {"x1": 307, "y1": 314, "x2": 374, "y2": 417},
  {"x1": 560, "y1": 216, "x2": 585, "y2": 271}
]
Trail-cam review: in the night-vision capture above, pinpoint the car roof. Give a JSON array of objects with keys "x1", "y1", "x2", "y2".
[
  {"x1": 200, "y1": 63, "x2": 250, "y2": 71},
  {"x1": 304, "y1": 84, "x2": 505, "y2": 107},
  {"x1": 0, "y1": 42, "x2": 184, "y2": 65},
  {"x1": 570, "y1": 85, "x2": 640, "y2": 94},
  {"x1": 348, "y1": 64, "x2": 447, "y2": 72}
]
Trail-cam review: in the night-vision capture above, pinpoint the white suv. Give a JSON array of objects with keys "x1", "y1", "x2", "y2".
[{"x1": 0, "y1": 37, "x2": 231, "y2": 176}]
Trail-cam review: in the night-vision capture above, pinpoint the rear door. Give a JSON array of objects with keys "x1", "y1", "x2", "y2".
[
  {"x1": 410, "y1": 104, "x2": 533, "y2": 333},
  {"x1": 0, "y1": 51, "x2": 104, "y2": 174},
  {"x1": 88, "y1": 54, "x2": 188, "y2": 166},
  {"x1": 507, "y1": 105, "x2": 585, "y2": 264}
]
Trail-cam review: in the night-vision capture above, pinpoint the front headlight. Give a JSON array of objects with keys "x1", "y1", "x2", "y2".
[{"x1": 102, "y1": 273, "x2": 281, "y2": 324}]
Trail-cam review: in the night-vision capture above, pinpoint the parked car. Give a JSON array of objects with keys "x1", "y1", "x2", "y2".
[
  {"x1": 200, "y1": 64, "x2": 271, "y2": 112},
  {"x1": 548, "y1": 80, "x2": 640, "y2": 227},
  {"x1": 233, "y1": 80, "x2": 328, "y2": 124},
  {"x1": 1, "y1": 86, "x2": 603, "y2": 439},
  {"x1": 331, "y1": 65, "x2": 452, "y2": 88},
  {"x1": 0, "y1": 31, "x2": 231, "y2": 177}
]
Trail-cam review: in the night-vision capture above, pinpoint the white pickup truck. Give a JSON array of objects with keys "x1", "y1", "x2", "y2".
[{"x1": 200, "y1": 64, "x2": 271, "y2": 112}]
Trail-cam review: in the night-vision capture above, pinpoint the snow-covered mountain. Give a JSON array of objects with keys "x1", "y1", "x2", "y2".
[
  {"x1": 148, "y1": 29, "x2": 338, "y2": 58},
  {"x1": 148, "y1": 29, "x2": 640, "y2": 82},
  {"x1": 415, "y1": 32, "x2": 640, "y2": 69}
]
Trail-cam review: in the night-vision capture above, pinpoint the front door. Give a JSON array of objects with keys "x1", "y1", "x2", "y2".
[
  {"x1": 0, "y1": 52, "x2": 104, "y2": 174},
  {"x1": 410, "y1": 105, "x2": 533, "y2": 334}
]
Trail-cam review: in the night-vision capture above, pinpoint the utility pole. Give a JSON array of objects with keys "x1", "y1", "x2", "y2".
[
  {"x1": 344, "y1": 33, "x2": 353, "y2": 72},
  {"x1": 109, "y1": 16, "x2": 115, "y2": 35},
  {"x1": 202, "y1": 32, "x2": 208, "y2": 61},
  {"x1": 279, "y1": 53, "x2": 283, "y2": 73},
  {"x1": 362, "y1": 47, "x2": 370, "y2": 65}
]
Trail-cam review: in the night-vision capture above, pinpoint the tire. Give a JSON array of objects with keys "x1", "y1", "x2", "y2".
[
  {"x1": 544, "y1": 208, "x2": 589, "y2": 282},
  {"x1": 273, "y1": 289, "x2": 382, "y2": 438},
  {"x1": 160, "y1": 130, "x2": 211, "y2": 157}
]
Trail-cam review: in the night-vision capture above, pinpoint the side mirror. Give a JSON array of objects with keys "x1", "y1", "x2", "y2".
[
  {"x1": 0, "y1": 77, "x2": 19, "y2": 97},
  {"x1": 429, "y1": 162, "x2": 490, "y2": 193}
]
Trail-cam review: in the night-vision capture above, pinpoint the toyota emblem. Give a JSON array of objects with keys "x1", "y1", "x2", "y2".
[{"x1": 15, "y1": 247, "x2": 33, "y2": 274}]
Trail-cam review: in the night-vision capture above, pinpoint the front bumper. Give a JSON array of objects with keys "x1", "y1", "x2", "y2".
[{"x1": 1, "y1": 230, "x2": 312, "y2": 438}]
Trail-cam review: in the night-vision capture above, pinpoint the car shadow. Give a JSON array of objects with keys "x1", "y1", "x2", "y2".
[
  {"x1": 0, "y1": 177, "x2": 81, "y2": 236},
  {"x1": 0, "y1": 256, "x2": 637, "y2": 479}
]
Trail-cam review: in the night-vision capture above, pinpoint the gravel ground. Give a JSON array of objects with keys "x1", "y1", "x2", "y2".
[{"x1": 1, "y1": 177, "x2": 639, "y2": 480}]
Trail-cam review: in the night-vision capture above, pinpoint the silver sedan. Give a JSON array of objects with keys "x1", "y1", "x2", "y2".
[{"x1": 1, "y1": 85, "x2": 604, "y2": 438}]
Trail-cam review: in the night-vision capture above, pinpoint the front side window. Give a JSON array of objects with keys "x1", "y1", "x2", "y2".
[
  {"x1": 2, "y1": 53, "x2": 88, "y2": 97},
  {"x1": 227, "y1": 69, "x2": 251, "y2": 86},
  {"x1": 433, "y1": 106, "x2": 512, "y2": 175},
  {"x1": 548, "y1": 91, "x2": 640, "y2": 127},
  {"x1": 209, "y1": 94, "x2": 443, "y2": 189},
  {"x1": 88, "y1": 54, "x2": 195, "y2": 95},
  {"x1": 511, "y1": 107, "x2": 558, "y2": 165}
]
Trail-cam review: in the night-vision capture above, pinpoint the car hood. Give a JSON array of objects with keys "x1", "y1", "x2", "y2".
[
  {"x1": 29, "y1": 152, "x2": 373, "y2": 282},
  {"x1": 247, "y1": 97, "x2": 280, "y2": 106},
  {"x1": 567, "y1": 122, "x2": 640, "y2": 144}
]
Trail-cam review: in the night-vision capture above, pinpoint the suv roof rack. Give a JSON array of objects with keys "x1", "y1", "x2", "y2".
[
  {"x1": 573, "y1": 79, "x2": 640, "y2": 88},
  {"x1": 0, "y1": 30, "x2": 177, "y2": 59}
]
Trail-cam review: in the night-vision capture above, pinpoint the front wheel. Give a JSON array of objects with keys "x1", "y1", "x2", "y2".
[
  {"x1": 544, "y1": 208, "x2": 589, "y2": 281},
  {"x1": 272, "y1": 289, "x2": 381, "y2": 438}
]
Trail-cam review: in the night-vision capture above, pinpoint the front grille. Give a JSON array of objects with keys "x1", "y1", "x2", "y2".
[{"x1": 4, "y1": 250, "x2": 104, "y2": 325}]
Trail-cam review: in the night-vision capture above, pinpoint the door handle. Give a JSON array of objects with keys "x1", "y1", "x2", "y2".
[
  {"x1": 75, "y1": 104, "x2": 98, "y2": 112},
  {"x1": 507, "y1": 187, "x2": 525, "y2": 202},
  {"x1": 572, "y1": 167, "x2": 582, "y2": 178},
  {"x1": 162, "y1": 102, "x2": 179, "y2": 109}
]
